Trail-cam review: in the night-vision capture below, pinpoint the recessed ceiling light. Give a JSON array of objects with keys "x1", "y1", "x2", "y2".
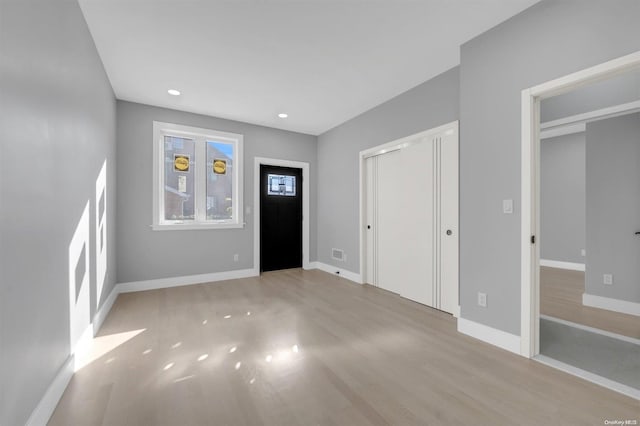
[
  {"x1": 168, "y1": 89, "x2": 181, "y2": 96},
  {"x1": 278, "y1": 113, "x2": 288, "y2": 118}
]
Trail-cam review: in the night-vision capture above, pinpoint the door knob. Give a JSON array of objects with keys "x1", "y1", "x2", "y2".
[
  {"x1": 367, "y1": 225, "x2": 371, "y2": 229},
  {"x1": 446, "y1": 230, "x2": 452, "y2": 236}
]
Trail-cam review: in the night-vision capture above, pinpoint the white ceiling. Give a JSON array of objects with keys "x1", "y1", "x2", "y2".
[{"x1": 79, "y1": 0, "x2": 539, "y2": 135}]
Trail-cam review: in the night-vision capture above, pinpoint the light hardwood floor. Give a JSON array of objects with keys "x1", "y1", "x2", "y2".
[
  {"x1": 50, "y1": 269, "x2": 639, "y2": 425},
  {"x1": 540, "y1": 266, "x2": 640, "y2": 339}
]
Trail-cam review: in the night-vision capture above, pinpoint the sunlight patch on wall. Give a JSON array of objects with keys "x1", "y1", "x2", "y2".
[
  {"x1": 69, "y1": 201, "x2": 91, "y2": 354},
  {"x1": 95, "y1": 160, "x2": 107, "y2": 307}
]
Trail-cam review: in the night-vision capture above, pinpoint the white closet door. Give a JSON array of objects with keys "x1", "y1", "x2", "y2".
[
  {"x1": 376, "y1": 149, "x2": 403, "y2": 294},
  {"x1": 363, "y1": 122, "x2": 458, "y2": 315},
  {"x1": 439, "y1": 131, "x2": 459, "y2": 314},
  {"x1": 397, "y1": 137, "x2": 435, "y2": 306}
]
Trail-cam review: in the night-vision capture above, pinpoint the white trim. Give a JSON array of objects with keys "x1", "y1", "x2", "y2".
[
  {"x1": 253, "y1": 157, "x2": 310, "y2": 274},
  {"x1": 457, "y1": 317, "x2": 521, "y2": 355},
  {"x1": 25, "y1": 357, "x2": 75, "y2": 426},
  {"x1": 528, "y1": 52, "x2": 640, "y2": 99},
  {"x1": 521, "y1": 87, "x2": 539, "y2": 358},
  {"x1": 118, "y1": 268, "x2": 257, "y2": 293},
  {"x1": 541, "y1": 315, "x2": 640, "y2": 346},
  {"x1": 540, "y1": 100, "x2": 640, "y2": 140},
  {"x1": 93, "y1": 284, "x2": 120, "y2": 335},
  {"x1": 521, "y1": 50, "x2": 640, "y2": 359},
  {"x1": 582, "y1": 293, "x2": 640, "y2": 317},
  {"x1": 312, "y1": 261, "x2": 363, "y2": 284},
  {"x1": 359, "y1": 121, "x2": 459, "y2": 159},
  {"x1": 541, "y1": 100, "x2": 640, "y2": 130},
  {"x1": 152, "y1": 121, "x2": 244, "y2": 230},
  {"x1": 150, "y1": 222, "x2": 244, "y2": 231},
  {"x1": 453, "y1": 305, "x2": 460, "y2": 318},
  {"x1": 535, "y1": 355, "x2": 640, "y2": 401},
  {"x1": 539, "y1": 123, "x2": 585, "y2": 140},
  {"x1": 539, "y1": 259, "x2": 585, "y2": 271}
]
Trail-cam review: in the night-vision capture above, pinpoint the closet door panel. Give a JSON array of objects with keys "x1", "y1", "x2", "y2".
[
  {"x1": 439, "y1": 132, "x2": 459, "y2": 314},
  {"x1": 376, "y1": 150, "x2": 403, "y2": 294},
  {"x1": 397, "y1": 137, "x2": 435, "y2": 306}
]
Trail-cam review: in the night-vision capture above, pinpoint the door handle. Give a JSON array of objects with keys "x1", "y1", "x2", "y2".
[
  {"x1": 446, "y1": 230, "x2": 452, "y2": 236},
  {"x1": 636, "y1": 231, "x2": 640, "y2": 235},
  {"x1": 367, "y1": 225, "x2": 371, "y2": 229}
]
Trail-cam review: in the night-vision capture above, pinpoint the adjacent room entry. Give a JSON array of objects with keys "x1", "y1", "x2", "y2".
[
  {"x1": 362, "y1": 122, "x2": 459, "y2": 314},
  {"x1": 260, "y1": 165, "x2": 303, "y2": 272}
]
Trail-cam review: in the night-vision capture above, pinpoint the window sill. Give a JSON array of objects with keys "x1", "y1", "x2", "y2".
[{"x1": 151, "y1": 223, "x2": 245, "y2": 231}]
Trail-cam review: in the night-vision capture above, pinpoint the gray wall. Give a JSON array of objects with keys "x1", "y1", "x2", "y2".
[
  {"x1": 0, "y1": 0, "x2": 117, "y2": 424},
  {"x1": 460, "y1": 0, "x2": 640, "y2": 335},
  {"x1": 585, "y1": 113, "x2": 640, "y2": 303},
  {"x1": 316, "y1": 67, "x2": 459, "y2": 272},
  {"x1": 116, "y1": 101, "x2": 317, "y2": 283},
  {"x1": 540, "y1": 133, "x2": 586, "y2": 264}
]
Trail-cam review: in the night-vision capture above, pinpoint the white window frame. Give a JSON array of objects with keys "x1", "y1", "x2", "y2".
[{"x1": 152, "y1": 121, "x2": 244, "y2": 230}]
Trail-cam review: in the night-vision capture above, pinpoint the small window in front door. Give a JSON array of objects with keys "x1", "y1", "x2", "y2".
[{"x1": 267, "y1": 174, "x2": 296, "y2": 196}]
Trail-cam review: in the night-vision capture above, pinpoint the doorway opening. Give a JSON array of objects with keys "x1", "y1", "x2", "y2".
[{"x1": 521, "y1": 51, "x2": 640, "y2": 398}]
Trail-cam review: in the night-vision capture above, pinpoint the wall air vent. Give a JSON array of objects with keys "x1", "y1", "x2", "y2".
[{"x1": 331, "y1": 248, "x2": 345, "y2": 262}]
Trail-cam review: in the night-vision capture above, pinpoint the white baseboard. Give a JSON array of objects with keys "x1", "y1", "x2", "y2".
[
  {"x1": 26, "y1": 283, "x2": 121, "y2": 426},
  {"x1": 304, "y1": 261, "x2": 317, "y2": 271},
  {"x1": 93, "y1": 284, "x2": 120, "y2": 335},
  {"x1": 118, "y1": 268, "x2": 258, "y2": 293},
  {"x1": 540, "y1": 259, "x2": 585, "y2": 271},
  {"x1": 25, "y1": 356, "x2": 75, "y2": 426},
  {"x1": 311, "y1": 261, "x2": 363, "y2": 284},
  {"x1": 583, "y1": 293, "x2": 640, "y2": 317},
  {"x1": 457, "y1": 317, "x2": 522, "y2": 355}
]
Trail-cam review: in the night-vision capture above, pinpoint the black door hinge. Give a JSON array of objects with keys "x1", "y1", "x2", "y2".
[{"x1": 531, "y1": 235, "x2": 536, "y2": 244}]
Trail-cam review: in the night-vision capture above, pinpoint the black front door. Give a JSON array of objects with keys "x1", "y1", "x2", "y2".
[{"x1": 260, "y1": 165, "x2": 303, "y2": 272}]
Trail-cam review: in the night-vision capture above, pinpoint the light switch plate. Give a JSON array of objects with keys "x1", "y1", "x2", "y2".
[
  {"x1": 603, "y1": 274, "x2": 613, "y2": 285},
  {"x1": 503, "y1": 199, "x2": 513, "y2": 214}
]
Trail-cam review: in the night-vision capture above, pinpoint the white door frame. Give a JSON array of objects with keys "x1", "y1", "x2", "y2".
[
  {"x1": 520, "y1": 50, "x2": 640, "y2": 358},
  {"x1": 253, "y1": 157, "x2": 310, "y2": 275},
  {"x1": 358, "y1": 120, "x2": 459, "y2": 285}
]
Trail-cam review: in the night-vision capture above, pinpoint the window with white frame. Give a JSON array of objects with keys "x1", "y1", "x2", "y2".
[{"x1": 152, "y1": 122, "x2": 243, "y2": 230}]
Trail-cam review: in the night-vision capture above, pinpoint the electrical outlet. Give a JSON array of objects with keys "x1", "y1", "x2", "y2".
[
  {"x1": 233, "y1": 254, "x2": 239, "y2": 262},
  {"x1": 478, "y1": 292, "x2": 487, "y2": 308},
  {"x1": 603, "y1": 274, "x2": 613, "y2": 285},
  {"x1": 581, "y1": 249, "x2": 586, "y2": 257}
]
